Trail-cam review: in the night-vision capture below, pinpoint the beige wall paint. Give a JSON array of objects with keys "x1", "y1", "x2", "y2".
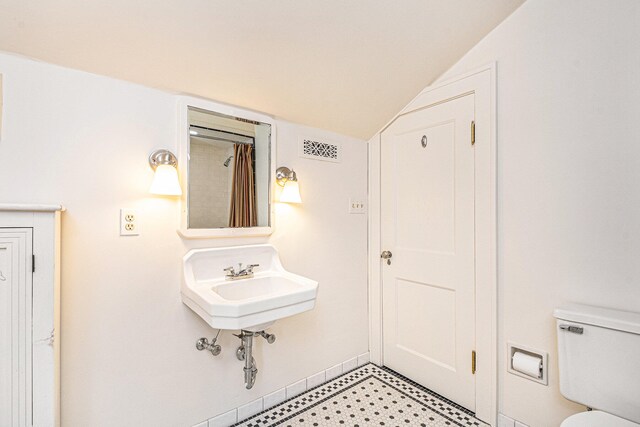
[
  {"x1": 436, "y1": 0, "x2": 640, "y2": 425},
  {"x1": 0, "y1": 52, "x2": 368, "y2": 426}
]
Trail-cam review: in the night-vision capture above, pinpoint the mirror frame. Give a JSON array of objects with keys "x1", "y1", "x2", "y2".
[{"x1": 177, "y1": 96, "x2": 276, "y2": 238}]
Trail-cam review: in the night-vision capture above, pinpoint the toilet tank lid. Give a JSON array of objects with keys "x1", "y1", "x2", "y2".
[
  {"x1": 554, "y1": 304, "x2": 640, "y2": 335},
  {"x1": 561, "y1": 411, "x2": 639, "y2": 427}
]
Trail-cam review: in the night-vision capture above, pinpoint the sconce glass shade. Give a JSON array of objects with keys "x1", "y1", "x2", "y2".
[
  {"x1": 280, "y1": 180, "x2": 302, "y2": 203},
  {"x1": 150, "y1": 164, "x2": 182, "y2": 196}
]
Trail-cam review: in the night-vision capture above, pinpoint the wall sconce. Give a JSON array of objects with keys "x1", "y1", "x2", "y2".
[
  {"x1": 276, "y1": 166, "x2": 302, "y2": 203},
  {"x1": 149, "y1": 149, "x2": 182, "y2": 196}
]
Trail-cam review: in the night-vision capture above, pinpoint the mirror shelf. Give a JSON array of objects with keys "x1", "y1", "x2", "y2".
[{"x1": 177, "y1": 96, "x2": 276, "y2": 239}]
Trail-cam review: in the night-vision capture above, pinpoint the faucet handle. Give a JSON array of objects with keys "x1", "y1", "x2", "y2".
[
  {"x1": 246, "y1": 264, "x2": 260, "y2": 273},
  {"x1": 223, "y1": 266, "x2": 235, "y2": 275}
]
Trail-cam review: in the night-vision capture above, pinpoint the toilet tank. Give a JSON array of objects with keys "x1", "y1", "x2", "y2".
[{"x1": 554, "y1": 304, "x2": 640, "y2": 423}]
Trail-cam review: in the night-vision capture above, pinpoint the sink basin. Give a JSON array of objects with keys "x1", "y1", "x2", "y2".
[
  {"x1": 213, "y1": 276, "x2": 304, "y2": 301},
  {"x1": 182, "y1": 244, "x2": 318, "y2": 331}
]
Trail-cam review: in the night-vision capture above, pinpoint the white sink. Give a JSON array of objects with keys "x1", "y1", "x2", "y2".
[{"x1": 181, "y1": 244, "x2": 318, "y2": 331}]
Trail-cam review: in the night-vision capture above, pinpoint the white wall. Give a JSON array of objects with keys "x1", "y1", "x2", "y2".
[
  {"x1": 435, "y1": 0, "x2": 640, "y2": 425},
  {"x1": 0, "y1": 52, "x2": 368, "y2": 426}
]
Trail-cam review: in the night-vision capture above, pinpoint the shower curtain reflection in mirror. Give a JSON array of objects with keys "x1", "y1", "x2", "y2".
[{"x1": 228, "y1": 143, "x2": 257, "y2": 227}]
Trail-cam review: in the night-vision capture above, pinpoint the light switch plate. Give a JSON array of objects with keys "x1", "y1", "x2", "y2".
[{"x1": 349, "y1": 198, "x2": 366, "y2": 214}]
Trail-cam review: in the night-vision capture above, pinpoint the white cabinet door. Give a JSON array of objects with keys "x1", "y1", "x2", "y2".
[{"x1": 0, "y1": 229, "x2": 33, "y2": 427}]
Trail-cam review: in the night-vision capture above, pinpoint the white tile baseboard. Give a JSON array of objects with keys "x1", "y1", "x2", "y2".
[
  {"x1": 497, "y1": 413, "x2": 515, "y2": 427},
  {"x1": 325, "y1": 363, "x2": 343, "y2": 381},
  {"x1": 285, "y1": 378, "x2": 307, "y2": 399},
  {"x1": 208, "y1": 409, "x2": 237, "y2": 427},
  {"x1": 236, "y1": 398, "x2": 263, "y2": 422},
  {"x1": 342, "y1": 356, "x2": 358, "y2": 372},
  {"x1": 357, "y1": 352, "x2": 370, "y2": 366},
  {"x1": 195, "y1": 351, "x2": 370, "y2": 427},
  {"x1": 262, "y1": 388, "x2": 286, "y2": 409},
  {"x1": 306, "y1": 370, "x2": 326, "y2": 389}
]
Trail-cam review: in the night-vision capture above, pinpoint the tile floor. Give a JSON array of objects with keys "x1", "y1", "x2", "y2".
[{"x1": 234, "y1": 364, "x2": 487, "y2": 426}]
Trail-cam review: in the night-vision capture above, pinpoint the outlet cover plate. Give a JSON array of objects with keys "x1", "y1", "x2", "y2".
[{"x1": 120, "y1": 208, "x2": 139, "y2": 236}]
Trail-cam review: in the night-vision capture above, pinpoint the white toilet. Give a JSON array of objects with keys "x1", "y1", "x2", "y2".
[{"x1": 554, "y1": 304, "x2": 640, "y2": 426}]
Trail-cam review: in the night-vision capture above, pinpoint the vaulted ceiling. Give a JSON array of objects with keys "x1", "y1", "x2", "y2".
[{"x1": 0, "y1": 0, "x2": 524, "y2": 138}]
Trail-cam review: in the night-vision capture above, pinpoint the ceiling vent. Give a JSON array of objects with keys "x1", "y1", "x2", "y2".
[{"x1": 299, "y1": 137, "x2": 341, "y2": 163}]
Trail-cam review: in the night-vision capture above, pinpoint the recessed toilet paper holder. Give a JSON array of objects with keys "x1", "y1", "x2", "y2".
[{"x1": 507, "y1": 342, "x2": 548, "y2": 386}]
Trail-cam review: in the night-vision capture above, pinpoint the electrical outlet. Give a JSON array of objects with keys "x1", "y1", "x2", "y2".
[
  {"x1": 120, "y1": 208, "x2": 139, "y2": 236},
  {"x1": 349, "y1": 198, "x2": 366, "y2": 214}
]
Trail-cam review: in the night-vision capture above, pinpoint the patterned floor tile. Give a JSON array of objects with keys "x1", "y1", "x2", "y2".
[{"x1": 234, "y1": 364, "x2": 488, "y2": 427}]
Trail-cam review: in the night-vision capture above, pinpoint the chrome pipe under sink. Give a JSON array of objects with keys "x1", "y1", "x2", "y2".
[{"x1": 235, "y1": 330, "x2": 276, "y2": 389}]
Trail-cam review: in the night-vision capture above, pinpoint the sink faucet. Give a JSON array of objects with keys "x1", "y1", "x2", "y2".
[{"x1": 224, "y1": 263, "x2": 260, "y2": 281}]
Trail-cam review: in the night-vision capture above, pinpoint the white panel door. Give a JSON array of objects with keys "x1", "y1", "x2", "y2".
[
  {"x1": 0, "y1": 229, "x2": 33, "y2": 427},
  {"x1": 381, "y1": 95, "x2": 476, "y2": 410}
]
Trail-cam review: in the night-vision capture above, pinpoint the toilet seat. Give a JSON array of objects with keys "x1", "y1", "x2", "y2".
[{"x1": 561, "y1": 411, "x2": 639, "y2": 427}]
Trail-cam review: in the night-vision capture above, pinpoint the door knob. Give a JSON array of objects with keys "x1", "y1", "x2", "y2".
[{"x1": 380, "y1": 251, "x2": 393, "y2": 265}]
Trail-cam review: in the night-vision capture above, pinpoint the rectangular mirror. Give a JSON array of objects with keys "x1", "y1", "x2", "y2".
[{"x1": 178, "y1": 99, "x2": 275, "y2": 238}]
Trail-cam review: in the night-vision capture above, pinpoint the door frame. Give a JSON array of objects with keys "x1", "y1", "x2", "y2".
[
  {"x1": 0, "y1": 205, "x2": 63, "y2": 427},
  {"x1": 368, "y1": 64, "x2": 497, "y2": 424}
]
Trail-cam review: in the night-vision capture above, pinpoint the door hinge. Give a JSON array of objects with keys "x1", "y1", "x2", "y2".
[
  {"x1": 32, "y1": 254, "x2": 35, "y2": 273},
  {"x1": 472, "y1": 350, "x2": 476, "y2": 374},
  {"x1": 471, "y1": 121, "x2": 476, "y2": 145}
]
